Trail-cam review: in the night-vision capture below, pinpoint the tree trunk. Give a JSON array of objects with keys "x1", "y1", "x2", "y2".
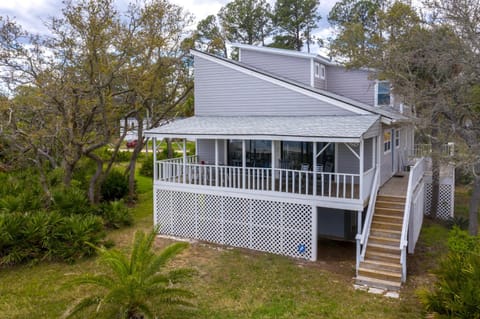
[
  {"x1": 166, "y1": 138, "x2": 173, "y2": 158},
  {"x1": 87, "y1": 153, "x2": 104, "y2": 204},
  {"x1": 126, "y1": 118, "x2": 145, "y2": 201},
  {"x1": 63, "y1": 162, "x2": 75, "y2": 188},
  {"x1": 468, "y1": 172, "x2": 480, "y2": 236}
]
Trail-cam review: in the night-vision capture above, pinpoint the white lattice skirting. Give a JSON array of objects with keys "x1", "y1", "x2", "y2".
[
  {"x1": 154, "y1": 188, "x2": 315, "y2": 261},
  {"x1": 424, "y1": 183, "x2": 454, "y2": 220}
]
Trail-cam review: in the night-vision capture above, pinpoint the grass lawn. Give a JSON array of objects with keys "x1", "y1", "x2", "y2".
[{"x1": 0, "y1": 173, "x2": 457, "y2": 318}]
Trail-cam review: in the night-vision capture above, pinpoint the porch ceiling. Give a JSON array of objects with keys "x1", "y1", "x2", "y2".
[{"x1": 145, "y1": 115, "x2": 380, "y2": 142}]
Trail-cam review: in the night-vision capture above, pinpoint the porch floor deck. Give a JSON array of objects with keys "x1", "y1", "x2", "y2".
[{"x1": 378, "y1": 172, "x2": 409, "y2": 197}]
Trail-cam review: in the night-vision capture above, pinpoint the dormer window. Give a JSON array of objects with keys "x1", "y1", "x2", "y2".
[
  {"x1": 375, "y1": 81, "x2": 391, "y2": 106},
  {"x1": 314, "y1": 63, "x2": 326, "y2": 80},
  {"x1": 314, "y1": 62, "x2": 320, "y2": 78}
]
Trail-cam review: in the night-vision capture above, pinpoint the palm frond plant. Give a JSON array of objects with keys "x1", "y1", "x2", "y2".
[{"x1": 64, "y1": 228, "x2": 195, "y2": 319}]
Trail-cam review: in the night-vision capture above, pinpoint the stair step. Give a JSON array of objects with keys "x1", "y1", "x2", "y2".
[
  {"x1": 365, "y1": 250, "x2": 401, "y2": 263},
  {"x1": 376, "y1": 195, "x2": 406, "y2": 203},
  {"x1": 367, "y1": 242, "x2": 401, "y2": 254},
  {"x1": 369, "y1": 235, "x2": 400, "y2": 245},
  {"x1": 358, "y1": 266, "x2": 402, "y2": 282},
  {"x1": 370, "y1": 229, "x2": 401, "y2": 239},
  {"x1": 361, "y1": 260, "x2": 402, "y2": 272},
  {"x1": 375, "y1": 201, "x2": 405, "y2": 210},
  {"x1": 373, "y1": 214, "x2": 403, "y2": 222},
  {"x1": 355, "y1": 275, "x2": 402, "y2": 291},
  {"x1": 375, "y1": 207, "x2": 405, "y2": 216},
  {"x1": 371, "y1": 220, "x2": 403, "y2": 231}
]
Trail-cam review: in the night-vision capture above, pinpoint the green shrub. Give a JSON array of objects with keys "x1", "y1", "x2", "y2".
[
  {"x1": 100, "y1": 170, "x2": 129, "y2": 202},
  {"x1": 115, "y1": 150, "x2": 132, "y2": 162},
  {"x1": 0, "y1": 195, "x2": 23, "y2": 213},
  {"x1": 419, "y1": 227, "x2": 480, "y2": 318},
  {"x1": 95, "y1": 200, "x2": 133, "y2": 229},
  {"x1": 139, "y1": 154, "x2": 154, "y2": 177},
  {"x1": 445, "y1": 216, "x2": 469, "y2": 230},
  {"x1": 49, "y1": 214, "x2": 105, "y2": 262},
  {"x1": 53, "y1": 186, "x2": 92, "y2": 215},
  {"x1": 0, "y1": 211, "x2": 105, "y2": 266}
]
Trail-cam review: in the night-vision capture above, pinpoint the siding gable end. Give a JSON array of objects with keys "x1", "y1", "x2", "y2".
[{"x1": 193, "y1": 52, "x2": 369, "y2": 117}]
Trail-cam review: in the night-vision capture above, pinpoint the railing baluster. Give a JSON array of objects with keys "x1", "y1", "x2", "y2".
[
  {"x1": 343, "y1": 175, "x2": 346, "y2": 198},
  {"x1": 328, "y1": 173, "x2": 332, "y2": 197},
  {"x1": 351, "y1": 175, "x2": 354, "y2": 199},
  {"x1": 335, "y1": 174, "x2": 339, "y2": 197},
  {"x1": 306, "y1": 172, "x2": 309, "y2": 195}
]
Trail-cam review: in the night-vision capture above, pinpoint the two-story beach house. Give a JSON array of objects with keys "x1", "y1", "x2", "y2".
[{"x1": 145, "y1": 44, "x2": 452, "y2": 290}]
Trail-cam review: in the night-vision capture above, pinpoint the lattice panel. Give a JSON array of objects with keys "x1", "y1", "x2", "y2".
[
  {"x1": 154, "y1": 187, "x2": 314, "y2": 260},
  {"x1": 197, "y1": 194, "x2": 224, "y2": 244},
  {"x1": 171, "y1": 191, "x2": 198, "y2": 238},
  {"x1": 154, "y1": 189, "x2": 173, "y2": 234},
  {"x1": 282, "y1": 203, "x2": 313, "y2": 258},
  {"x1": 424, "y1": 183, "x2": 454, "y2": 220}
]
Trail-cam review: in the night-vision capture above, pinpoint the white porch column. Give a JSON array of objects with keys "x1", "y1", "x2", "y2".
[
  {"x1": 359, "y1": 139, "x2": 364, "y2": 200},
  {"x1": 356, "y1": 209, "x2": 363, "y2": 274},
  {"x1": 311, "y1": 205, "x2": 317, "y2": 261},
  {"x1": 153, "y1": 138, "x2": 157, "y2": 180},
  {"x1": 152, "y1": 137, "x2": 158, "y2": 228},
  {"x1": 271, "y1": 141, "x2": 275, "y2": 191},
  {"x1": 215, "y1": 139, "x2": 219, "y2": 187},
  {"x1": 242, "y1": 140, "x2": 246, "y2": 189},
  {"x1": 313, "y1": 142, "x2": 317, "y2": 196},
  {"x1": 182, "y1": 139, "x2": 187, "y2": 184}
]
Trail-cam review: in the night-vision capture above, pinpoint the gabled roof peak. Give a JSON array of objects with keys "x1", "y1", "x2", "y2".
[{"x1": 231, "y1": 43, "x2": 333, "y2": 65}]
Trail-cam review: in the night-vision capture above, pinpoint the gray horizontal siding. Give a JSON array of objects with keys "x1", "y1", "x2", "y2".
[
  {"x1": 337, "y1": 143, "x2": 360, "y2": 175},
  {"x1": 314, "y1": 73, "x2": 326, "y2": 90},
  {"x1": 194, "y1": 56, "x2": 355, "y2": 117},
  {"x1": 240, "y1": 49, "x2": 311, "y2": 86},
  {"x1": 326, "y1": 66, "x2": 375, "y2": 106}
]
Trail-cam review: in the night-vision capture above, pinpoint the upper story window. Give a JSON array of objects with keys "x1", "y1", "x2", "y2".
[
  {"x1": 376, "y1": 81, "x2": 391, "y2": 106},
  {"x1": 314, "y1": 62, "x2": 326, "y2": 80},
  {"x1": 314, "y1": 62, "x2": 320, "y2": 78}
]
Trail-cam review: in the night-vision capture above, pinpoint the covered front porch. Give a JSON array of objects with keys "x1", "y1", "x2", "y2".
[{"x1": 148, "y1": 116, "x2": 382, "y2": 211}]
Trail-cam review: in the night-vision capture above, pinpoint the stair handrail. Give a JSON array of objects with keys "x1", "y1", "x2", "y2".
[
  {"x1": 399, "y1": 157, "x2": 426, "y2": 282},
  {"x1": 357, "y1": 167, "x2": 380, "y2": 272}
]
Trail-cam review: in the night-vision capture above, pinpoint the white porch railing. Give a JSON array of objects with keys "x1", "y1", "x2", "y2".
[
  {"x1": 356, "y1": 167, "x2": 380, "y2": 274},
  {"x1": 400, "y1": 157, "x2": 426, "y2": 282},
  {"x1": 410, "y1": 143, "x2": 454, "y2": 158},
  {"x1": 155, "y1": 158, "x2": 366, "y2": 200}
]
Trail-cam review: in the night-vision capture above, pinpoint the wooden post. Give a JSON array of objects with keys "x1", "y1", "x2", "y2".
[
  {"x1": 271, "y1": 141, "x2": 275, "y2": 191},
  {"x1": 359, "y1": 139, "x2": 364, "y2": 200},
  {"x1": 313, "y1": 142, "x2": 317, "y2": 196},
  {"x1": 242, "y1": 140, "x2": 246, "y2": 189},
  {"x1": 182, "y1": 139, "x2": 187, "y2": 184},
  {"x1": 153, "y1": 138, "x2": 157, "y2": 180},
  {"x1": 215, "y1": 139, "x2": 219, "y2": 187}
]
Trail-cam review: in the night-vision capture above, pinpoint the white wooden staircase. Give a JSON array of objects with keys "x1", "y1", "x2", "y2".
[{"x1": 355, "y1": 195, "x2": 406, "y2": 290}]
